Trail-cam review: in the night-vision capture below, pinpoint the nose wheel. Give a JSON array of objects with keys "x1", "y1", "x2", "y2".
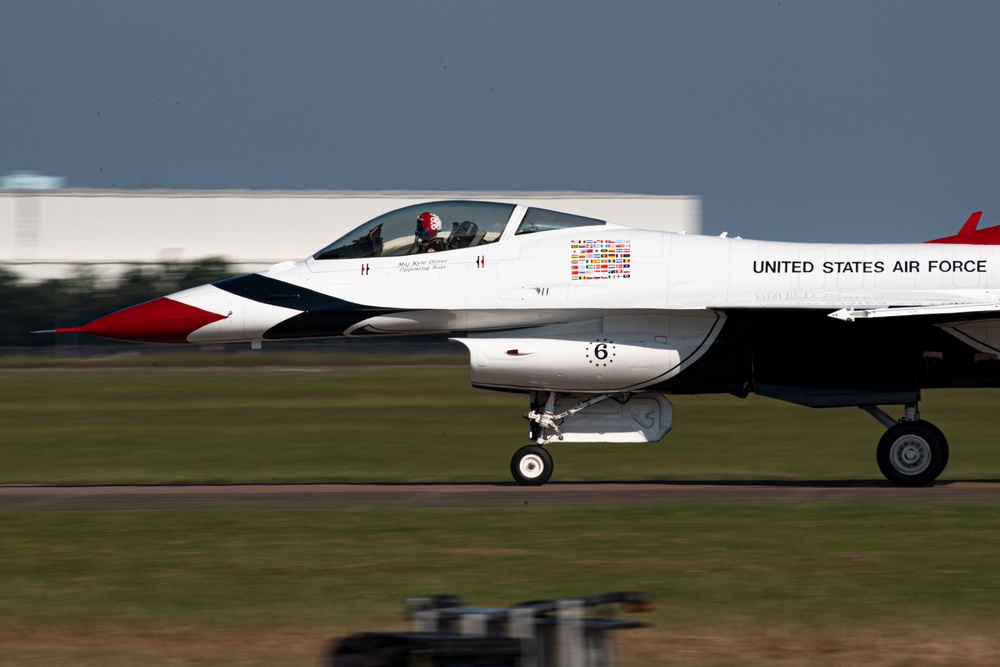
[{"x1": 510, "y1": 445, "x2": 553, "y2": 486}]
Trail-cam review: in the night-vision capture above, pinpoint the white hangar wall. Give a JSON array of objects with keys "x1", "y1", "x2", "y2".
[{"x1": 0, "y1": 190, "x2": 700, "y2": 281}]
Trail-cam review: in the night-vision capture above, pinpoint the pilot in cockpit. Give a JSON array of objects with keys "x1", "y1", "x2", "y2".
[{"x1": 411, "y1": 211, "x2": 446, "y2": 253}]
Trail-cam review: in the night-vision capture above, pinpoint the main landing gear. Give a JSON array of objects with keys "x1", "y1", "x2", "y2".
[{"x1": 862, "y1": 403, "x2": 949, "y2": 486}]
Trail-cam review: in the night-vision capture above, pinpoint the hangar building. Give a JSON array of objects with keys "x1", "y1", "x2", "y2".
[{"x1": 0, "y1": 190, "x2": 700, "y2": 281}]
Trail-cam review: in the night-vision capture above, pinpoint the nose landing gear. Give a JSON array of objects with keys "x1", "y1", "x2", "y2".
[{"x1": 510, "y1": 445, "x2": 554, "y2": 486}]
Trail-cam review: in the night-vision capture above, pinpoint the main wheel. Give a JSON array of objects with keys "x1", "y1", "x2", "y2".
[
  {"x1": 920, "y1": 420, "x2": 950, "y2": 471},
  {"x1": 510, "y1": 445, "x2": 554, "y2": 486},
  {"x1": 876, "y1": 420, "x2": 949, "y2": 487}
]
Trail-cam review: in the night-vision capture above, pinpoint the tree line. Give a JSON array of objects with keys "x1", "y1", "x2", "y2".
[{"x1": 0, "y1": 258, "x2": 237, "y2": 347}]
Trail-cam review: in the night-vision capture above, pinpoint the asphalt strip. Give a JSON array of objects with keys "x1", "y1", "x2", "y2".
[{"x1": 2, "y1": 481, "x2": 1000, "y2": 510}]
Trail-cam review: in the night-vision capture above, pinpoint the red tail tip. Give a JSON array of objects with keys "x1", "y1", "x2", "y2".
[{"x1": 958, "y1": 211, "x2": 983, "y2": 235}]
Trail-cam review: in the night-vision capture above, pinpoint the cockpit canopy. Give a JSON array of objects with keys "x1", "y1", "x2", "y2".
[
  {"x1": 313, "y1": 201, "x2": 606, "y2": 260},
  {"x1": 314, "y1": 201, "x2": 514, "y2": 260}
]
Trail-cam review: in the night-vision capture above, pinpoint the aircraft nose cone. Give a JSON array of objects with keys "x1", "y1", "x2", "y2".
[{"x1": 56, "y1": 297, "x2": 228, "y2": 343}]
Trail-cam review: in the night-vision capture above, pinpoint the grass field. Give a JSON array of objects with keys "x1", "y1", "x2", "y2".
[
  {"x1": 4, "y1": 355, "x2": 1000, "y2": 484},
  {"x1": 2, "y1": 354, "x2": 1000, "y2": 665},
  {"x1": 4, "y1": 505, "x2": 1000, "y2": 666}
]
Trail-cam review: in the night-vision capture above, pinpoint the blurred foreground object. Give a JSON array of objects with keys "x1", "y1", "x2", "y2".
[{"x1": 327, "y1": 591, "x2": 651, "y2": 667}]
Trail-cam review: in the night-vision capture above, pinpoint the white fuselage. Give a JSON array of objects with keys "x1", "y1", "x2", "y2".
[{"x1": 170, "y1": 227, "x2": 1000, "y2": 345}]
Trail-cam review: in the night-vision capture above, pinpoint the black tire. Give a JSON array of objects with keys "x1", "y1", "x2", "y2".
[
  {"x1": 510, "y1": 445, "x2": 554, "y2": 486},
  {"x1": 920, "y1": 420, "x2": 950, "y2": 471},
  {"x1": 876, "y1": 420, "x2": 949, "y2": 487}
]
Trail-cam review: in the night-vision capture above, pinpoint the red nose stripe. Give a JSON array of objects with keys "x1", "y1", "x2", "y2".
[{"x1": 56, "y1": 297, "x2": 227, "y2": 343}]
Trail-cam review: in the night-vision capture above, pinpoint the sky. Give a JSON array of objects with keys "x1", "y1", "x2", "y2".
[{"x1": 2, "y1": 0, "x2": 999, "y2": 243}]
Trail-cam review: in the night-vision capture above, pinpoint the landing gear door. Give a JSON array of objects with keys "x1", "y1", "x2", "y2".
[{"x1": 538, "y1": 393, "x2": 673, "y2": 443}]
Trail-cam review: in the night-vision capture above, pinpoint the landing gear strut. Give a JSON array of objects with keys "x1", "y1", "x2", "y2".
[
  {"x1": 509, "y1": 390, "x2": 672, "y2": 485},
  {"x1": 862, "y1": 403, "x2": 949, "y2": 486},
  {"x1": 510, "y1": 391, "x2": 621, "y2": 486}
]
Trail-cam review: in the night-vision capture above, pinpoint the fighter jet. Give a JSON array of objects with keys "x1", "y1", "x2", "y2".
[{"x1": 51, "y1": 201, "x2": 1000, "y2": 486}]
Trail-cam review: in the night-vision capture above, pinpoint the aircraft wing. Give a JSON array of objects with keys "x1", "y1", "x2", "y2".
[
  {"x1": 827, "y1": 302, "x2": 1000, "y2": 321},
  {"x1": 694, "y1": 288, "x2": 1000, "y2": 315},
  {"x1": 698, "y1": 289, "x2": 1000, "y2": 358}
]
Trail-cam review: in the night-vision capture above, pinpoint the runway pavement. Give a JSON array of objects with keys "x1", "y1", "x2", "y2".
[{"x1": 3, "y1": 480, "x2": 1000, "y2": 510}]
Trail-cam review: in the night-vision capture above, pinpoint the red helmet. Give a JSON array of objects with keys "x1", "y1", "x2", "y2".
[{"x1": 415, "y1": 212, "x2": 442, "y2": 241}]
